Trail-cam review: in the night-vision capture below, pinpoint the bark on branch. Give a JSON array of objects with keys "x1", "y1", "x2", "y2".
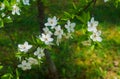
[
  {"x1": 77, "y1": 0, "x2": 97, "y2": 15},
  {"x1": 37, "y1": 0, "x2": 58, "y2": 79},
  {"x1": 44, "y1": 49, "x2": 58, "y2": 79},
  {"x1": 37, "y1": 0, "x2": 45, "y2": 33}
]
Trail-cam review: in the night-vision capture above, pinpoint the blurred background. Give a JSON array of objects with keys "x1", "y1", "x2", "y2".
[{"x1": 0, "y1": 0, "x2": 120, "y2": 79}]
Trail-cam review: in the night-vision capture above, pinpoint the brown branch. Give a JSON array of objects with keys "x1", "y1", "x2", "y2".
[
  {"x1": 37, "y1": 0, "x2": 45, "y2": 33},
  {"x1": 37, "y1": 0, "x2": 58, "y2": 79},
  {"x1": 44, "y1": 49, "x2": 59, "y2": 79},
  {"x1": 77, "y1": 0, "x2": 96, "y2": 15}
]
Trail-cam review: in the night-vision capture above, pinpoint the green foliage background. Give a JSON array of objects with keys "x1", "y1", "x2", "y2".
[{"x1": 0, "y1": 0, "x2": 120, "y2": 79}]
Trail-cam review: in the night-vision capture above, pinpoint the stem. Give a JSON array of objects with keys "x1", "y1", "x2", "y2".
[
  {"x1": 37, "y1": 0, "x2": 45, "y2": 33},
  {"x1": 92, "y1": 0, "x2": 97, "y2": 16},
  {"x1": 77, "y1": 0, "x2": 96, "y2": 15},
  {"x1": 37, "y1": 0, "x2": 58, "y2": 79},
  {"x1": 44, "y1": 49, "x2": 58, "y2": 79}
]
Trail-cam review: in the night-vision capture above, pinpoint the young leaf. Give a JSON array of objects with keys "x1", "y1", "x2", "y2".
[
  {"x1": 0, "y1": 19, "x2": 4, "y2": 28},
  {"x1": 3, "y1": 0, "x2": 9, "y2": 8}
]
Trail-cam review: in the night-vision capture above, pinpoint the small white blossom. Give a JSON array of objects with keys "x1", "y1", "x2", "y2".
[
  {"x1": 54, "y1": 25, "x2": 64, "y2": 39},
  {"x1": 16, "y1": 0, "x2": 20, "y2": 3},
  {"x1": 18, "y1": 41, "x2": 32, "y2": 53},
  {"x1": 54, "y1": 25, "x2": 64, "y2": 45},
  {"x1": 39, "y1": 33, "x2": 53, "y2": 45},
  {"x1": 104, "y1": 0, "x2": 109, "y2": 2},
  {"x1": 65, "y1": 20, "x2": 76, "y2": 33},
  {"x1": 43, "y1": 27, "x2": 53, "y2": 35},
  {"x1": 27, "y1": 57, "x2": 38, "y2": 65},
  {"x1": 34, "y1": 47, "x2": 45, "y2": 59},
  {"x1": 87, "y1": 17, "x2": 98, "y2": 32},
  {"x1": 45, "y1": 16, "x2": 58, "y2": 29},
  {"x1": 90, "y1": 30, "x2": 102, "y2": 42},
  {"x1": 0, "y1": 3, "x2": 5, "y2": 10},
  {"x1": 22, "y1": 0, "x2": 30, "y2": 5},
  {"x1": 56, "y1": 37, "x2": 62, "y2": 46},
  {"x1": 12, "y1": 4, "x2": 21, "y2": 15},
  {"x1": 7, "y1": 16, "x2": 11, "y2": 19},
  {"x1": 1, "y1": 13, "x2": 5, "y2": 17},
  {"x1": 18, "y1": 60, "x2": 31, "y2": 71}
]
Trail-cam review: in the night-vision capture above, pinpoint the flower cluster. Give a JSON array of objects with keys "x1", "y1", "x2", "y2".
[
  {"x1": 0, "y1": 0, "x2": 30, "y2": 16},
  {"x1": 39, "y1": 16, "x2": 76, "y2": 46},
  {"x1": 17, "y1": 16, "x2": 76, "y2": 70},
  {"x1": 87, "y1": 17, "x2": 102, "y2": 42},
  {"x1": 0, "y1": 0, "x2": 31, "y2": 28},
  {"x1": 17, "y1": 15, "x2": 103, "y2": 71},
  {"x1": 18, "y1": 57, "x2": 38, "y2": 71},
  {"x1": 17, "y1": 41, "x2": 45, "y2": 70}
]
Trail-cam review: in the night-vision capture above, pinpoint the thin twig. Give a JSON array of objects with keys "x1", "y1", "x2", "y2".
[{"x1": 77, "y1": 0, "x2": 95, "y2": 15}]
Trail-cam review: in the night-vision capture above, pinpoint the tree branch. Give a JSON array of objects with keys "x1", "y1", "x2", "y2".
[
  {"x1": 77, "y1": 0, "x2": 96, "y2": 15},
  {"x1": 37, "y1": 0, "x2": 45, "y2": 33},
  {"x1": 37, "y1": 0, "x2": 58, "y2": 79},
  {"x1": 44, "y1": 49, "x2": 58, "y2": 79}
]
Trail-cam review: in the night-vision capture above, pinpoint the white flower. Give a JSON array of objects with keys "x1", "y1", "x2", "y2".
[
  {"x1": 56, "y1": 37, "x2": 62, "y2": 46},
  {"x1": 104, "y1": 0, "x2": 108, "y2": 2},
  {"x1": 0, "y1": 3, "x2": 5, "y2": 10},
  {"x1": 45, "y1": 16, "x2": 58, "y2": 29},
  {"x1": 87, "y1": 17, "x2": 98, "y2": 32},
  {"x1": 1, "y1": 13, "x2": 5, "y2": 17},
  {"x1": 43, "y1": 27, "x2": 53, "y2": 35},
  {"x1": 34, "y1": 47, "x2": 45, "y2": 59},
  {"x1": 22, "y1": 0, "x2": 30, "y2": 5},
  {"x1": 65, "y1": 20, "x2": 76, "y2": 33},
  {"x1": 54, "y1": 25, "x2": 64, "y2": 45},
  {"x1": 18, "y1": 60, "x2": 31, "y2": 71},
  {"x1": 27, "y1": 57, "x2": 38, "y2": 65},
  {"x1": 16, "y1": 0, "x2": 20, "y2": 3},
  {"x1": 18, "y1": 41, "x2": 32, "y2": 53},
  {"x1": 7, "y1": 16, "x2": 11, "y2": 19},
  {"x1": 90, "y1": 30, "x2": 102, "y2": 42},
  {"x1": 12, "y1": 4, "x2": 21, "y2": 15},
  {"x1": 54, "y1": 25, "x2": 64, "y2": 39},
  {"x1": 39, "y1": 33, "x2": 53, "y2": 45}
]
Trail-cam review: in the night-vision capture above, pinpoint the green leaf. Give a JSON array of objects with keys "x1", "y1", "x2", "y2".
[
  {"x1": 76, "y1": 15, "x2": 85, "y2": 23},
  {"x1": 3, "y1": 16, "x2": 12, "y2": 23},
  {"x1": 10, "y1": 0, "x2": 17, "y2": 6},
  {"x1": 3, "y1": 0, "x2": 9, "y2": 7},
  {"x1": 90, "y1": 45, "x2": 95, "y2": 51},
  {"x1": 76, "y1": 12, "x2": 90, "y2": 24},
  {"x1": 71, "y1": 14, "x2": 75, "y2": 19},
  {"x1": 96, "y1": 42, "x2": 102, "y2": 48},
  {"x1": 0, "y1": 65, "x2": 3, "y2": 70},
  {"x1": 0, "y1": 19, "x2": 4, "y2": 28},
  {"x1": 31, "y1": 35, "x2": 37, "y2": 45},
  {"x1": 72, "y1": 2, "x2": 77, "y2": 10},
  {"x1": 64, "y1": 11, "x2": 71, "y2": 18},
  {"x1": 1, "y1": 73, "x2": 13, "y2": 79},
  {"x1": 16, "y1": 69, "x2": 19, "y2": 79}
]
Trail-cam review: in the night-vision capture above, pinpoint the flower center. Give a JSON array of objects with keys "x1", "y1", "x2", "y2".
[
  {"x1": 50, "y1": 21, "x2": 53, "y2": 24},
  {"x1": 22, "y1": 45, "x2": 26, "y2": 49}
]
